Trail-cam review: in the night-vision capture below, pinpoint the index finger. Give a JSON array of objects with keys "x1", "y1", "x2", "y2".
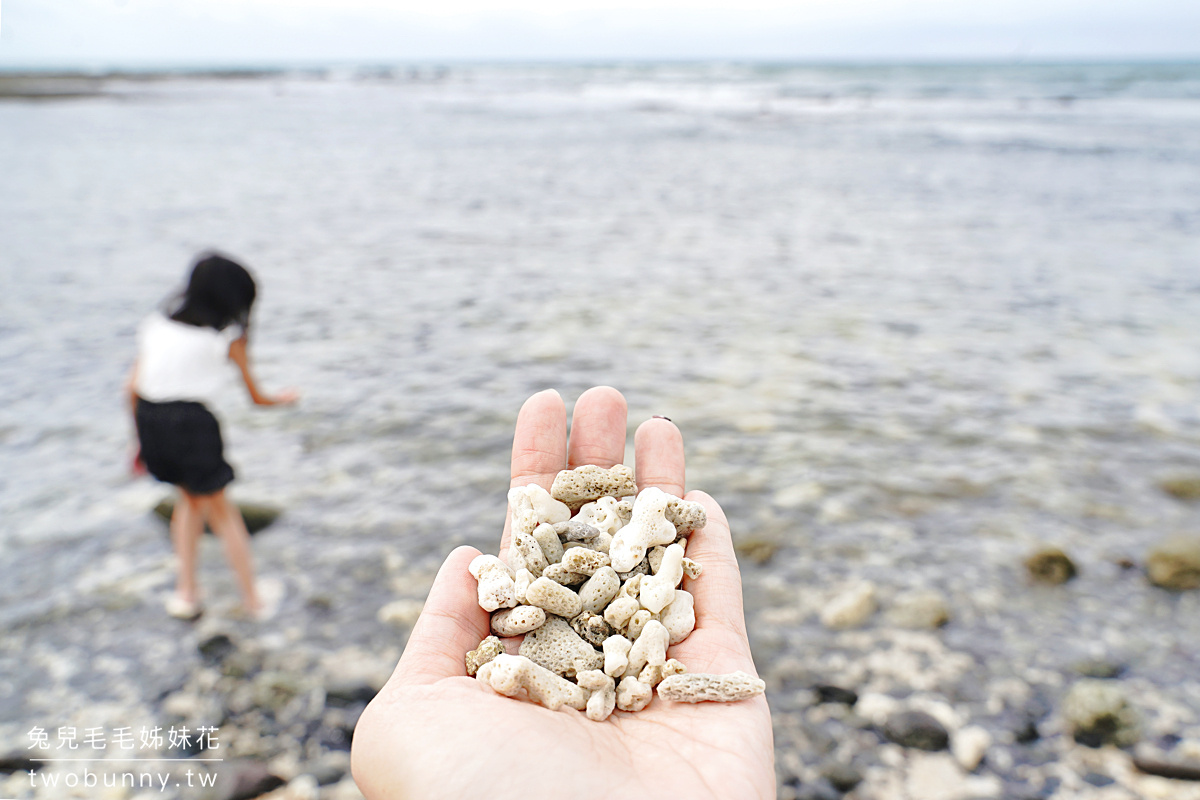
[{"x1": 500, "y1": 389, "x2": 567, "y2": 560}]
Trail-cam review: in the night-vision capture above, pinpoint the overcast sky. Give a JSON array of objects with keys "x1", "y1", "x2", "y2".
[{"x1": 1, "y1": 0, "x2": 1198, "y2": 67}]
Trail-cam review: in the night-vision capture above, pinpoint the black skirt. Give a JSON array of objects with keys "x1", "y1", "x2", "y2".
[{"x1": 135, "y1": 398, "x2": 235, "y2": 496}]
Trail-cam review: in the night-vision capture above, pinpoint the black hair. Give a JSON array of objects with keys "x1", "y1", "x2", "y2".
[{"x1": 168, "y1": 252, "x2": 257, "y2": 333}]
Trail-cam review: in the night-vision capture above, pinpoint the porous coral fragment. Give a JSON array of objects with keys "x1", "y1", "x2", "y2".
[
  {"x1": 518, "y1": 615, "x2": 603, "y2": 677},
  {"x1": 468, "y1": 555, "x2": 518, "y2": 612},
  {"x1": 552, "y1": 464, "x2": 637, "y2": 510},
  {"x1": 525, "y1": 576, "x2": 584, "y2": 618},
  {"x1": 491, "y1": 605, "x2": 547, "y2": 637},
  {"x1": 476, "y1": 654, "x2": 587, "y2": 712},
  {"x1": 609, "y1": 487, "x2": 678, "y2": 573},
  {"x1": 465, "y1": 636, "x2": 505, "y2": 677},
  {"x1": 576, "y1": 669, "x2": 617, "y2": 721},
  {"x1": 657, "y1": 672, "x2": 766, "y2": 703},
  {"x1": 659, "y1": 589, "x2": 696, "y2": 645},
  {"x1": 640, "y1": 542, "x2": 685, "y2": 614},
  {"x1": 579, "y1": 566, "x2": 620, "y2": 615}
]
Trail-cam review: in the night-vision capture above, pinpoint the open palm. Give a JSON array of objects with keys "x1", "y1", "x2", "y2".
[{"x1": 352, "y1": 387, "x2": 775, "y2": 800}]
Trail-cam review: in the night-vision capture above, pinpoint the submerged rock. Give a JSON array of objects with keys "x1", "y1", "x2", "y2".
[
  {"x1": 820, "y1": 582, "x2": 877, "y2": 629},
  {"x1": 1073, "y1": 658, "x2": 1126, "y2": 679},
  {"x1": 952, "y1": 725, "x2": 991, "y2": 771},
  {"x1": 1025, "y1": 546, "x2": 1077, "y2": 584},
  {"x1": 734, "y1": 536, "x2": 779, "y2": 565},
  {"x1": 153, "y1": 498, "x2": 281, "y2": 534},
  {"x1": 1159, "y1": 474, "x2": 1200, "y2": 502},
  {"x1": 819, "y1": 760, "x2": 863, "y2": 792},
  {"x1": 1145, "y1": 534, "x2": 1200, "y2": 591},
  {"x1": 886, "y1": 589, "x2": 951, "y2": 629},
  {"x1": 0, "y1": 753, "x2": 42, "y2": 774},
  {"x1": 813, "y1": 684, "x2": 858, "y2": 706},
  {"x1": 882, "y1": 710, "x2": 950, "y2": 751},
  {"x1": 198, "y1": 632, "x2": 237, "y2": 665},
  {"x1": 1062, "y1": 679, "x2": 1140, "y2": 748},
  {"x1": 1133, "y1": 750, "x2": 1200, "y2": 781}
]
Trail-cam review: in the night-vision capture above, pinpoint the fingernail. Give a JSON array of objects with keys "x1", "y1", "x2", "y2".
[{"x1": 652, "y1": 415, "x2": 672, "y2": 422}]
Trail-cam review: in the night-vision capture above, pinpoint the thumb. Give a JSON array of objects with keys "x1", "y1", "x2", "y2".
[{"x1": 386, "y1": 545, "x2": 490, "y2": 688}]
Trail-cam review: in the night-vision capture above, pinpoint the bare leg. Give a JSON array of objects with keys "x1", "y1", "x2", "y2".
[
  {"x1": 201, "y1": 489, "x2": 260, "y2": 614},
  {"x1": 171, "y1": 489, "x2": 205, "y2": 605}
]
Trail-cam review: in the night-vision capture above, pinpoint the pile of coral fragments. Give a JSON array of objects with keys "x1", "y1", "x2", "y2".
[{"x1": 465, "y1": 464, "x2": 765, "y2": 721}]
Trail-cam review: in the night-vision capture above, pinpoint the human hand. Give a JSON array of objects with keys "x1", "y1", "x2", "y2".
[
  {"x1": 351, "y1": 387, "x2": 775, "y2": 800},
  {"x1": 271, "y1": 387, "x2": 301, "y2": 405}
]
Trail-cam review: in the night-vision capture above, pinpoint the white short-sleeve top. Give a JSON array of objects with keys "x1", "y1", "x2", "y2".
[{"x1": 134, "y1": 313, "x2": 239, "y2": 405}]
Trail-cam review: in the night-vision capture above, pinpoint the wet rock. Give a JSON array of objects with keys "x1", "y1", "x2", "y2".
[
  {"x1": 1014, "y1": 717, "x2": 1040, "y2": 744},
  {"x1": 952, "y1": 725, "x2": 991, "y2": 771},
  {"x1": 1132, "y1": 744, "x2": 1200, "y2": 781},
  {"x1": 252, "y1": 671, "x2": 309, "y2": 714},
  {"x1": 221, "y1": 645, "x2": 266, "y2": 679},
  {"x1": 886, "y1": 589, "x2": 951, "y2": 629},
  {"x1": 813, "y1": 684, "x2": 858, "y2": 706},
  {"x1": 1082, "y1": 772, "x2": 1115, "y2": 787},
  {"x1": 1160, "y1": 474, "x2": 1200, "y2": 502},
  {"x1": 1145, "y1": 534, "x2": 1200, "y2": 591},
  {"x1": 819, "y1": 760, "x2": 863, "y2": 792},
  {"x1": 154, "y1": 498, "x2": 281, "y2": 534},
  {"x1": 734, "y1": 536, "x2": 779, "y2": 565},
  {"x1": 1073, "y1": 658, "x2": 1126, "y2": 679},
  {"x1": 305, "y1": 594, "x2": 334, "y2": 614},
  {"x1": 323, "y1": 679, "x2": 377, "y2": 707},
  {"x1": 1024, "y1": 546, "x2": 1077, "y2": 584},
  {"x1": 1012, "y1": 694, "x2": 1052, "y2": 744},
  {"x1": 882, "y1": 710, "x2": 950, "y2": 751},
  {"x1": 198, "y1": 632, "x2": 237, "y2": 665},
  {"x1": 217, "y1": 761, "x2": 285, "y2": 800},
  {"x1": 820, "y1": 582, "x2": 876, "y2": 629},
  {"x1": 1062, "y1": 679, "x2": 1140, "y2": 748},
  {"x1": 0, "y1": 753, "x2": 42, "y2": 774}
]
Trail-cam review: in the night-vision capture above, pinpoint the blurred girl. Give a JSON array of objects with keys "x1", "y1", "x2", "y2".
[{"x1": 128, "y1": 253, "x2": 296, "y2": 619}]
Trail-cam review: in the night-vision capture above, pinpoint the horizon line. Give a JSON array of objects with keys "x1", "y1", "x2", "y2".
[{"x1": 3, "y1": 54, "x2": 1200, "y2": 73}]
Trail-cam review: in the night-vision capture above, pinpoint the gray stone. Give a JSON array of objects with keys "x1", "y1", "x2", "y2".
[
  {"x1": 0, "y1": 753, "x2": 42, "y2": 774},
  {"x1": 819, "y1": 760, "x2": 863, "y2": 792},
  {"x1": 882, "y1": 710, "x2": 950, "y2": 751},
  {"x1": 1073, "y1": 658, "x2": 1126, "y2": 679},
  {"x1": 1146, "y1": 534, "x2": 1200, "y2": 591},
  {"x1": 813, "y1": 684, "x2": 858, "y2": 706},
  {"x1": 1160, "y1": 474, "x2": 1200, "y2": 502},
  {"x1": 1133, "y1": 750, "x2": 1200, "y2": 781},
  {"x1": 1062, "y1": 679, "x2": 1140, "y2": 748},
  {"x1": 198, "y1": 632, "x2": 237, "y2": 665},
  {"x1": 323, "y1": 679, "x2": 377, "y2": 706},
  {"x1": 887, "y1": 589, "x2": 951, "y2": 629},
  {"x1": 1025, "y1": 546, "x2": 1077, "y2": 584},
  {"x1": 154, "y1": 498, "x2": 281, "y2": 534}
]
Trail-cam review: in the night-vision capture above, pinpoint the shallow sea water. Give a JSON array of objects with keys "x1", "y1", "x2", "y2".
[{"x1": 2, "y1": 62, "x2": 1200, "y2": 796}]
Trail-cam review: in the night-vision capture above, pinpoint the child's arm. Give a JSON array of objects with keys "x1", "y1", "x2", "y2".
[
  {"x1": 127, "y1": 361, "x2": 140, "y2": 416},
  {"x1": 229, "y1": 337, "x2": 299, "y2": 406}
]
